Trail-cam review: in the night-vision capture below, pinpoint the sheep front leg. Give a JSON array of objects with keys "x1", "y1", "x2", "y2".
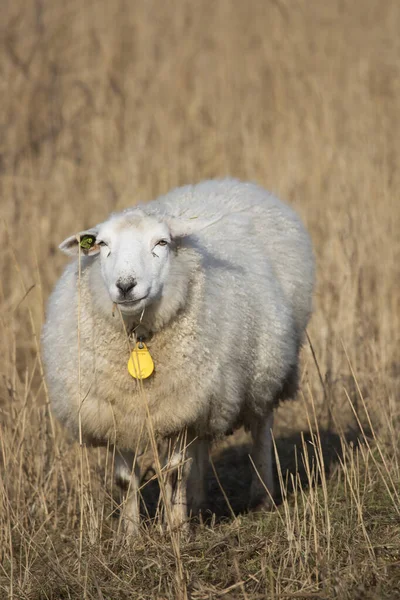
[
  {"x1": 114, "y1": 449, "x2": 141, "y2": 535},
  {"x1": 163, "y1": 435, "x2": 207, "y2": 530},
  {"x1": 249, "y1": 412, "x2": 275, "y2": 511},
  {"x1": 163, "y1": 437, "x2": 190, "y2": 531}
]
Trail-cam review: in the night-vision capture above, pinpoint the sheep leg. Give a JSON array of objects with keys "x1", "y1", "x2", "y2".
[
  {"x1": 249, "y1": 412, "x2": 275, "y2": 511},
  {"x1": 163, "y1": 436, "x2": 189, "y2": 530},
  {"x1": 163, "y1": 434, "x2": 206, "y2": 530},
  {"x1": 114, "y1": 449, "x2": 141, "y2": 535},
  {"x1": 186, "y1": 438, "x2": 208, "y2": 516}
]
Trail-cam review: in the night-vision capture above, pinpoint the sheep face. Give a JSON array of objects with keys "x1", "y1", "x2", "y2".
[
  {"x1": 97, "y1": 215, "x2": 172, "y2": 315},
  {"x1": 60, "y1": 213, "x2": 173, "y2": 315}
]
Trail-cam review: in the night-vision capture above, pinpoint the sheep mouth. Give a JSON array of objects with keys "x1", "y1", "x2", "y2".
[{"x1": 117, "y1": 296, "x2": 148, "y2": 307}]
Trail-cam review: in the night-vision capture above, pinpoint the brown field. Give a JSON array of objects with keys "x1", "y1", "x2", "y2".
[{"x1": 1, "y1": 0, "x2": 399, "y2": 598}]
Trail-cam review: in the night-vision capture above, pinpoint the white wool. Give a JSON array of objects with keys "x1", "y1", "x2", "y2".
[{"x1": 41, "y1": 178, "x2": 315, "y2": 526}]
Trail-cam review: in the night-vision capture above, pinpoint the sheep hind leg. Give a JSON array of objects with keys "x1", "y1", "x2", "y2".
[
  {"x1": 249, "y1": 412, "x2": 275, "y2": 511},
  {"x1": 186, "y1": 438, "x2": 208, "y2": 517},
  {"x1": 114, "y1": 449, "x2": 141, "y2": 536}
]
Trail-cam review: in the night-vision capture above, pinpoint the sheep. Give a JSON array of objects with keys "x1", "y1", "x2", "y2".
[{"x1": 41, "y1": 178, "x2": 315, "y2": 533}]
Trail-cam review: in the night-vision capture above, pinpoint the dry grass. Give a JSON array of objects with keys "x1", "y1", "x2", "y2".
[{"x1": 1, "y1": 0, "x2": 400, "y2": 598}]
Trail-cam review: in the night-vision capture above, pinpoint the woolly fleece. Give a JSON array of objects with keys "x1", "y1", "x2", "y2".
[{"x1": 42, "y1": 179, "x2": 315, "y2": 451}]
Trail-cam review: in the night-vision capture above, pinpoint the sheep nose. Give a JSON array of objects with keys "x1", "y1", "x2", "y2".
[{"x1": 116, "y1": 278, "x2": 137, "y2": 294}]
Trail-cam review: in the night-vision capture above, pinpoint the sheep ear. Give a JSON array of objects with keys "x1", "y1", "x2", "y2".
[
  {"x1": 59, "y1": 228, "x2": 100, "y2": 256},
  {"x1": 165, "y1": 214, "x2": 222, "y2": 239}
]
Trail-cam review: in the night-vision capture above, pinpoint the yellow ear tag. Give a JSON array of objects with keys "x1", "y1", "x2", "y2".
[{"x1": 127, "y1": 341, "x2": 154, "y2": 379}]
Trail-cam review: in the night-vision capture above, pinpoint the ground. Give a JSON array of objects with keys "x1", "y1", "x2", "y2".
[{"x1": 0, "y1": 0, "x2": 399, "y2": 598}]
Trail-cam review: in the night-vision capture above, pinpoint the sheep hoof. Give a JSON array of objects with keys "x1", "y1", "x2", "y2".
[
  {"x1": 249, "y1": 495, "x2": 276, "y2": 513},
  {"x1": 121, "y1": 517, "x2": 141, "y2": 538}
]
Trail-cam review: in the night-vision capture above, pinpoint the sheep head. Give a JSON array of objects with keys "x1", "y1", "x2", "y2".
[{"x1": 58, "y1": 209, "x2": 218, "y2": 315}]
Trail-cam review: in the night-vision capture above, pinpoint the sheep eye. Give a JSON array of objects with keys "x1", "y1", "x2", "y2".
[
  {"x1": 97, "y1": 240, "x2": 108, "y2": 247},
  {"x1": 157, "y1": 240, "x2": 168, "y2": 247}
]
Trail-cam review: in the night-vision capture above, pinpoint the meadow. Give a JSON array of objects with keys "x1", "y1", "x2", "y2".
[{"x1": 0, "y1": 0, "x2": 399, "y2": 598}]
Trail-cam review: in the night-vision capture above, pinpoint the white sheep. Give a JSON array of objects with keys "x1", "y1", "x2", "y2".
[{"x1": 41, "y1": 178, "x2": 315, "y2": 533}]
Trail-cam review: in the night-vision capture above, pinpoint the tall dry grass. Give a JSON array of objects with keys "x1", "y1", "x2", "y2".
[{"x1": 0, "y1": 0, "x2": 399, "y2": 598}]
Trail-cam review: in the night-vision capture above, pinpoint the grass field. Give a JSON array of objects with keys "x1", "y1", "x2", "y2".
[{"x1": 1, "y1": 0, "x2": 400, "y2": 598}]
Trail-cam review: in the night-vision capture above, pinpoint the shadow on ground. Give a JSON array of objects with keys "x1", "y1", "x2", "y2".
[{"x1": 138, "y1": 428, "x2": 365, "y2": 521}]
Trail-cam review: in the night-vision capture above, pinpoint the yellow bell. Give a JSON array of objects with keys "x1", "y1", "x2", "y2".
[{"x1": 127, "y1": 341, "x2": 155, "y2": 379}]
